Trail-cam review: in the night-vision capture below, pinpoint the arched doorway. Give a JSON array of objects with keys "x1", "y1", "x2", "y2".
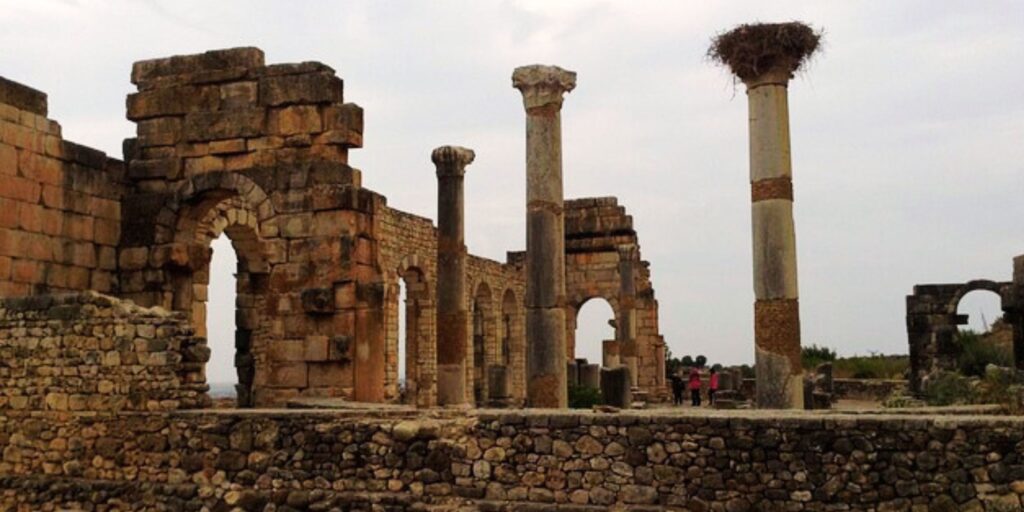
[
  {"x1": 390, "y1": 266, "x2": 430, "y2": 406},
  {"x1": 173, "y1": 193, "x2": 270, "y2": 408},
  {"x1": 572, "y1": 297, "x2": 617, "y2": 367},
  {"x1": 472, "y1": 282, "x2": 494, "y2": 405}
]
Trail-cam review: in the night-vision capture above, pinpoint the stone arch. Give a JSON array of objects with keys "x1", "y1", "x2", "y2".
[
  {"x1": 386, "y1": 258, "x2": 435, "y2": 407},
  {"x1": 154, "y1": 171, "x2": 276, "y2": 245},
  {"x1": 572, "y1": 296, "x2": 619, "y2": 367},
  {"x1": 566, "y1": 293, "x2": 620, "y2": 367},
  {"x1": 472, "y1": 281, "x2": 496, "y2": 404},
  {"x1": 159, "y1": 173, "x2": 276, "y2": 407},
  {"x1": 906, "y1": 279, "x2": 1020, "y2": 393},
  {"x1": 493, "y1": 288, "x2": 523, "y2": 405}
]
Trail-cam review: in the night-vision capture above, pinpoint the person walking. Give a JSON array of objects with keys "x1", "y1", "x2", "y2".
[
  {"x1": 670, "y1": 373, "x2": 684, "y2": 406},
  {"x1": 688, "y1": 367, "x2": 702, "y2": 407},
  {"x1": 708, "y1": 367, "x2": 719, "y2": 406}
]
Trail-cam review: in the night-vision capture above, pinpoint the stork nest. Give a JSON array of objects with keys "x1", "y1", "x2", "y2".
[{"x1": 708, "y1": 22, "x2": 822, "y2": 82}]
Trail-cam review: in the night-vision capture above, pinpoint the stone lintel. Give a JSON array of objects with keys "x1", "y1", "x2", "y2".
[
  {"x1": 512, "y1": 65, "x2": 577, "y2": 111},
  {"x1": 432, "y1": 145, "x2": 475, "y2": 177}
]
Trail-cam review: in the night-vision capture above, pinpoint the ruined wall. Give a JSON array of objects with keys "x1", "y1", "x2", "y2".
[
  {"x1": 378, "y1": 206, "x2": 526, "y2": 407},
  {"x1": 565, "y1": 197, "x2": 666, "y2": 394},
  {"x1": 116, "y1": 48, "x2": 381, "y2": 406},
  {"x1": 907, "y1": 280, "x2": 1020, "y2": 393},
  {"x1": 0, "y1": 77, "x2": 123, "y2": 297},
  {"x1": 2, "y1": 409, "x2": 1024, "y2": 510},
  {"x1": 0, "y1": 292, "x2": 206, "y2": 412},
  {"x1": 0, "y1": 47, "x2": 667, "y2": 407}
]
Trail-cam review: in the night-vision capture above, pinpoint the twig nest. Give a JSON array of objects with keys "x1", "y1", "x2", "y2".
[{"x1": 708, "y1": 22, "x2": 822, "y2": 83}]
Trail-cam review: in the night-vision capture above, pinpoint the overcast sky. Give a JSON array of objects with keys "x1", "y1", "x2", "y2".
[{"x1": 3, "y1": 1, "x2": 1022, "y2": 383}]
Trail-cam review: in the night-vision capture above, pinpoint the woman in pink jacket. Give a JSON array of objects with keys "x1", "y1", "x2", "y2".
[{"x1": 688, "y1": 367, "x2": 701, "y2": 407}]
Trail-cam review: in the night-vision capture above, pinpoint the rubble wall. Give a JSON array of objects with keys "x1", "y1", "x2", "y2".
[
  {"x1": 0, "y1": 77, "x2": 124, "y2": 297},
  {"x1": 0, "y1": 292, "x2": 206, "y2": 413},
  {"x1": 1, "y1": 409, "x2": 1024, "y2": 510}
]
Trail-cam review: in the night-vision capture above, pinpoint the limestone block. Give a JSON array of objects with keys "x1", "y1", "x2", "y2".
[
  {"x1": 269, "y1": 339, "x2": 305, "y2": 362},
  {"x1": 269, "y1": 106, "x2": 322, "y2": 136},
  {"x1": 258, "y1": 72, "x2": 343, "y2": 107},
  {"x1": 126, "y1": 85, "x2": 220, "y2": 120},
  {"x1": 268, "y1": 363, "x2": 308, "y2": 388},
  {"x1": 304, "y1": 335, "x2": 329, "y2": 361},
  {"x1": 183, "y1": 109, "x2": 265, "y2": 141}
]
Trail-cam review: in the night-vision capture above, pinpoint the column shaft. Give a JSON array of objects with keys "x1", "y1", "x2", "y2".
[
  {"x1": 433, "y1": 146, "x2": 474, "y2": 407},
  {"x1": 514, "y1": 65, "x2": 576, "y2": 408},
  {"x1": 747, "y1": 74, "x2": 803, "y2": 409}
]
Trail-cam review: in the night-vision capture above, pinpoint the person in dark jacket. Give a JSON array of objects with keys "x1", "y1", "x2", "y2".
[{"x1": 670, "y1": 373, "x2": 685, "y2": 405}]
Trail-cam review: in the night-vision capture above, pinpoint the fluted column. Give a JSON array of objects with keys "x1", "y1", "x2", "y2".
[
  {"x1": 433, "y1": 145, "x2": 475, "y2": 407},
  {"x1": 513, "y1": 64, "x2": 576, "y2": 408}
]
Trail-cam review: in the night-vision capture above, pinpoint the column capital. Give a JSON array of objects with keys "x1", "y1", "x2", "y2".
[
  {"x1": 432, "y1": 145, "x2": 475, "y2": 177},
  {"x1": 512, "y1": 64, "x2": 577, "y2": 112}
]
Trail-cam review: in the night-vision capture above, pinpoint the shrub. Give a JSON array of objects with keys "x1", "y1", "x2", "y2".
[
  {"x1": 568, "y1": 385, "x2": 602, "y2": 409},
  {"x1": 956, "y1": 329, "x2": 1013, "y2": 377},
  {"x1": 832, "y1": 354, "x2": 907, "y2": 379},
  {"x1": 801, "y1": 344, "x2": 837, "y2": 369},
  {"x1": 921, "y1": 371, "x2": 974, "y2": 406}
]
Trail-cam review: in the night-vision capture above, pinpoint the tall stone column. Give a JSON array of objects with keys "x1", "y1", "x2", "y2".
[
  {"x1": 709, "y1": 23, "x2": 821, "y2": 409},
  {"x1": 433, "y1": 145, "x2": 475, "y2": 407},
  {"x1": 513, "y1": 64, "x2": 576, "y2": 408}
]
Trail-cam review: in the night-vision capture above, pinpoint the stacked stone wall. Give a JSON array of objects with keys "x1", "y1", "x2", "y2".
[
  {"x1": 0, "y1": 292, "x2": 206, "y2": 413},
  {"x1": 2, "y1": 409, "x2": 1024, "y2": 510},
  {"x1": 0, "y1": 77, "x2": 124, "y2": 298}
]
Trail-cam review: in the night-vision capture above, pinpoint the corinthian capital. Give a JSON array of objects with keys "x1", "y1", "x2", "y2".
[
  {"x1": 512, "y1": 64, "x2": 577, "y2": 112},
  {"x1": 432, "y1": 145, "x2": 475, "y2": 177}
]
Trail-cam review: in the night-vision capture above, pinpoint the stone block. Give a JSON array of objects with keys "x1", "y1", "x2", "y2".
[
  {"x1": 601, "y1": 366, "x2": 632, "y2": 408},
  {"x1": 131, "y1": 47, "x2": 265, "y2": 85},
  {"x1": 308, "y1": 362, "x2": 350, "y2": 387},
  {"x1": 304, "y1": 335, "x2": 329, "y2": 361},
  {"x1": 135, "y1": 119, "x2": 181, "y2": 149},
  {"x1": 269, "y1": 105, "x2": 322, "y2": 135},
  {"x1": 301, "y1": 288, "x2": 334, "y2": 314},
  {"x1": 259, "y1": 72, "x2": 343, "y2": 106},
  {"x1": 220, "y1": 81, "x2": 258, "y2": 109},
  {"x1": 127, "y1": 85, "x2": 220, "y2": 120},
  {"x1": 184, "y1": 109, "x2": 265, "y2": 141},
  {"x1": 128, "y1": 158, "x2": 179, "y2": 180},
  {"x1": 208, "y1": 138, "x2": 246, "y2": 154},
  {"x1": 267, "y1": 363, "x2": 308, "y2": 388},
  {"x1": 269, "y1": 339, "x2": 305, "y2": 362},
  {"x1": 0, "y1": 76, "x2": 47, "y2": 116}
]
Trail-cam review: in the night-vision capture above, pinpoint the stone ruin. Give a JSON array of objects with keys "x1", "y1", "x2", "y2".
[
  {"x1": 0, "y1": 47, "x2": 667, "y2": 409},
  {"x1": 2, "y1": 29, "x2": 1024, "y2": 512},
  {"x1": 906, "y1": 265, "x2": 1024, "y2": 394}
]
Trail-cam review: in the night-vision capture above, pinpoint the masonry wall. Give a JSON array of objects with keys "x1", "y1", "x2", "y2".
[
  {"x1": 378, "y1": 206, "x2": 526, "y2": 407},
  {"x1": 0, "y1": 292, "x2": 206, "y2": 413},
  {"x1": 0, "y1": 77, "x2": 123, "y2": 298},
  {"x1": 2, "y1": 409, "x2": 1024, "y2": 510}
]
